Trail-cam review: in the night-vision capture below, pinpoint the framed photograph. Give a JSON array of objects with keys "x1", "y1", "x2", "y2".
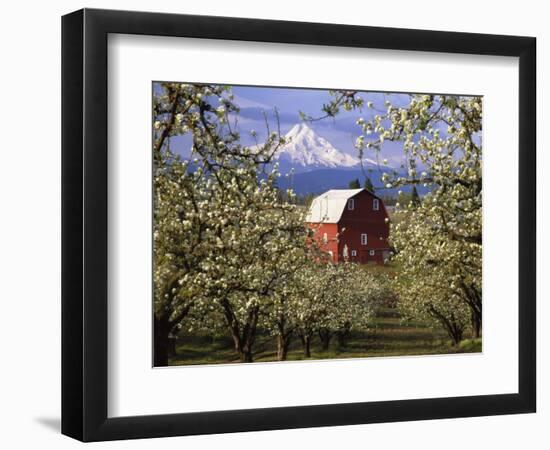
[{"x1": 62, "y1": 8, "x2": 536, "y2": 442}]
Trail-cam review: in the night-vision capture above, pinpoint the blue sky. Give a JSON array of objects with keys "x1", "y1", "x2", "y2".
[
  {"x1": 233, "y1": 86, "x2": 410, "y2": 165},
  {"x1": 167, "y1": 85, "x2": 429, "y2": 167}
]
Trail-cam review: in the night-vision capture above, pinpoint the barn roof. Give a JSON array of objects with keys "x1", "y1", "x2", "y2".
[{"x1": 305, "y1": 188, "x2": 364, "y2": 224}]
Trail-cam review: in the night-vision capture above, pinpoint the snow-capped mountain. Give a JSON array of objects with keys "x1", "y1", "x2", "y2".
[
  {"x1": 269, "y1": 123, "x2": 389, "y2": 173},
  {"x1": 275, "y1": 123, "x2": 358, "y2": 170}
]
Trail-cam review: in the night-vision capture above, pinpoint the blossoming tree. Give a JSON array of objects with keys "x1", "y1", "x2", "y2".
[
  {"x1": 310, "y1": 92, "x2": 482, "y2": 343},
  {"x1": 154, "y1": 83, "x2": 325, "y2": 363}
]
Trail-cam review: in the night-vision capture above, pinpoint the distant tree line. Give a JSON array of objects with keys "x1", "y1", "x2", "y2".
[{"x1": 348, "y1": 177, "x2": 374, "y2": 192}]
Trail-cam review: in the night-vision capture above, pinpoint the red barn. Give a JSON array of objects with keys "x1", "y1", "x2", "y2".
[{"x1": 305, "y1": 188, "x2": 390, "y2": 264}]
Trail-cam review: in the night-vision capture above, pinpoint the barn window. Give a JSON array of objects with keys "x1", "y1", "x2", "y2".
[
  {"x1": 369, "y1": 250, "x2": 375, "y2": 256},
  {"x1": 347, "y1": 198, "x2": 354, "y2": 210},
  {"x1": 323, "y1": 232, "x2": 328, "y2": 244},
  {"x1": 373, "y1": 199, "x2": 379, "y2": 211},
  {"x1": 361, "y1": 233, "x2": 368, "y2": 245},
  {"x1": 351, "y1": 250, "x2": 357, "y2": 257}
]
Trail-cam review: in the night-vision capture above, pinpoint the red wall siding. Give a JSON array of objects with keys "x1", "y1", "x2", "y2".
[
  {"x1": 338, "y1": 190, "x2": 390, "y2": 264},
  {"x1": 307, "y1": 222, "x2": 340, "y2": 263}
]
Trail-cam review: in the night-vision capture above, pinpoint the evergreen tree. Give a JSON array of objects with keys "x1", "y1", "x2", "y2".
[
  {"x1": 411, "y1": 185, "x2": 421, "y2": 206},
  {"x1": 364, "y1": 177, "x2": 375, "y2": 192},
  {"x1": 348, "y1": 178, "x2": 360, "y2": 189}
]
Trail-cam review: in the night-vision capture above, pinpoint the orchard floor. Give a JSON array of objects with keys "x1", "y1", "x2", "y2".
[{"x1": 167, "y1": 307, "x2": 482, "y2": 366}]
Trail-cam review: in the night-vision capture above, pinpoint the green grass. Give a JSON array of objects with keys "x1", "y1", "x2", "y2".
[
  {"x1": 168, "y1": 307, "x2": 481, "y2": 366},
  {"x1": 459, "y1": 338, "x2": 482, "y2": 352}
]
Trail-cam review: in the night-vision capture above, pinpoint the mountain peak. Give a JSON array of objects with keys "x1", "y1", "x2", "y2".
[
  {"x1": 286, "y1": 122, "x2": 315, "y2": 139},
  {"x1": 277, "y1": 123, "x2": 359, "y2": 170},
  {"x1": 251, "y1": 123, "x2": 393, "y2": 174}
]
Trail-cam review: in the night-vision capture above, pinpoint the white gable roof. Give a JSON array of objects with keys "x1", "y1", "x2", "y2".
[{"x1": 306, "y1": 189, "x2": 364, "y2": 224}]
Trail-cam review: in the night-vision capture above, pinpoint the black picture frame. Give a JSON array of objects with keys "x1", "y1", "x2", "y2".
[{"x1": 62, "y1": 8, "x2": 536, "y2": 442}]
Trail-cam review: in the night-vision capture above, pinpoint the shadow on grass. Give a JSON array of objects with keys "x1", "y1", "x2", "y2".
[{"x1": 168, "y1": 307, "x2": 480, "y2": 366}]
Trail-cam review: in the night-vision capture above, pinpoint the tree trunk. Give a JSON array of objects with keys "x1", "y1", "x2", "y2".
[
  {"x1": 277, "y1": 333, "x2": 292, "y2": 361},
  {"x1": 167, "y1": 335, "x2": 177, "y2": 358},
  {"x1": 449, "y1": 323, "x2": 464, "y2": 346},
  {"x1": 429, "y1": 306, "x2": 464, "y2": 347},
  {"x1": 462, "y1": 282, "x2": 482, "y2": 340},
  {"x1": 452, "y1": 331, "x2": 463, "y2": 346},
  {"x1": 337, "y1": 323, "x2": 351, "y2": 348},
  {"x1": 318, "y1": 329, "x2": 332, "y2": 351},
  {"x1": 336, "y1": 330, "x2": 349, "y2": 348},
  {"x1": 276, "y1": 314, "x2": 293, "y2": 361},
  {"x1": 222, "y1": 300, "x2": 259, "y2": 363},
  {"x1": 154, "y1": 316, "x2": 170, "y2": 367},
  {"x1": 230, "y1": 335, "x2": 255, "y2": 363},
  {"x1": 240, "y1": 349, "x2": 253, "y2": 363},
  {"x1": 471, "y1": 312, "x2": 482, "y2": 339},
  {"x1": 300, "y1": 333, "x2": 312, "y2": 358}
]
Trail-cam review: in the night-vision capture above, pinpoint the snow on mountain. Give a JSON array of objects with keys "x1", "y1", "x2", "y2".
[
  {"x1": 275, "y1": 123, "x2": 358, "y2": 169},
  {"x1": 268, "y1": 123, "x2": 389, "y2": 172}
]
